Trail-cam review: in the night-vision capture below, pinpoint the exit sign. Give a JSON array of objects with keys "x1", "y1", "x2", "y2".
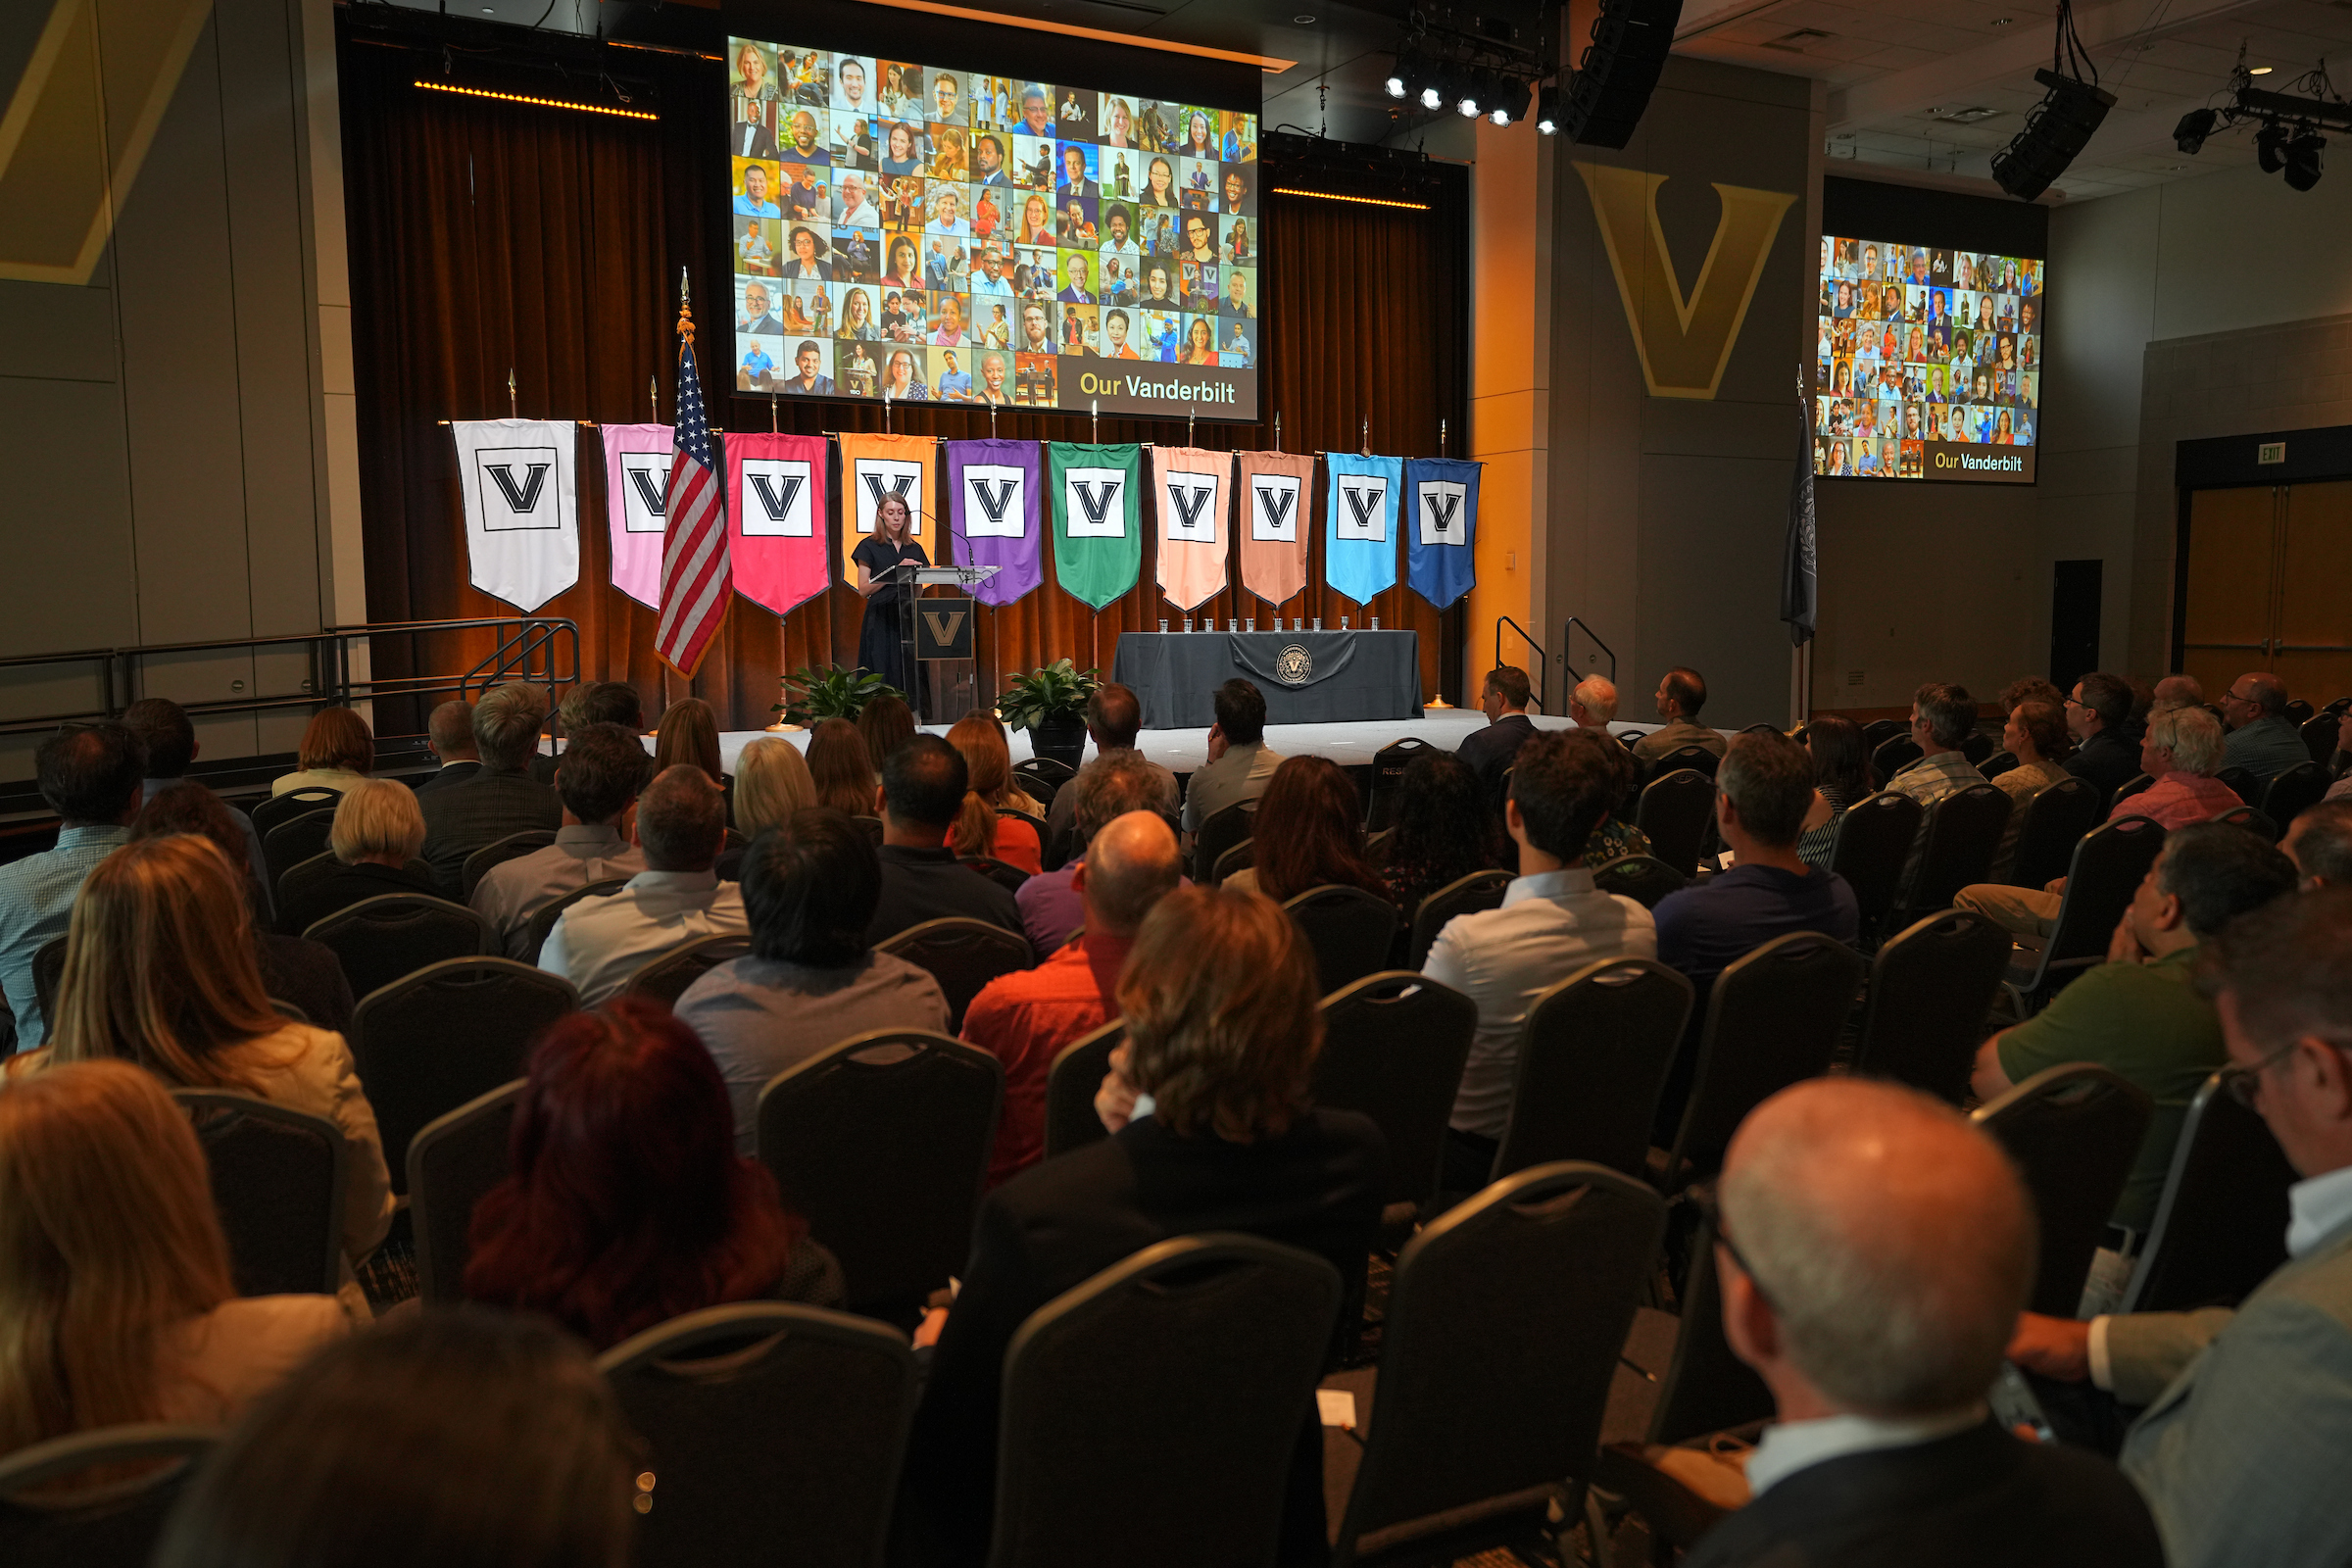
[{"x1": 2258, "y1": 441, "x2": 2287, "y2": 465}]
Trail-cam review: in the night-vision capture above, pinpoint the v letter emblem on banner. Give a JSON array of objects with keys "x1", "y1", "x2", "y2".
[
  {"x1": 1168, "y1": 483, "x2": 1215, "y2": 532},
  {"x1": 969, "y1": 479, "x2": 1018, "y2": 528},
  {"x1": 1424, "y1": 492, "x2": 1461, "y2": 534},
  {"x1": 1072, "y1": 479, "x2": 1121, "y2": 528},
  {"x1": 1573, "y1": 163, "x2": 1796, "y2": 401},
  {"x1": 862, "y1": 471, "x2": 917, "y2": 508},
  {"x1": 747, "y1": 471, "x2": 804, "y2": 521},
  {"x1": 485, "y1": 463, "x2": 552, "y2": 514},
  {"x1": 1255, "y1": 484, "x2": 1296, "y2": 531},
  {"x1": 627, "y1": 466, "x2": 670, "y2": 517}
]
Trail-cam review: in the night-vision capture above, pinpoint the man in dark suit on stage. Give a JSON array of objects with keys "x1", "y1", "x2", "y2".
[
  {"x1": 1681, "y1": 1077, "x2": 2162, "y2": 1568},
  {"x1": 1456, "y1": 664, "x2": 1539, "y2": 805}
]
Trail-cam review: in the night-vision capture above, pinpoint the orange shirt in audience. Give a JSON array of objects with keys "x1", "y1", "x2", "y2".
[{"x1": 960, "y1": 931, "x2": 1130, "y2": 1186}]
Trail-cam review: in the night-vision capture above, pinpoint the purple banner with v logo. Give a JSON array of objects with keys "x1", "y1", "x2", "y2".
[{"x1": 946, "y1": 440, "x2": 1044, "y2": 607}]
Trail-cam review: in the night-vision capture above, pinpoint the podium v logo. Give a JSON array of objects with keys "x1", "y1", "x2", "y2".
[
  {"x1": 921, "y1": 608, "x2": 967, "y2": 643},
  {"x1": 1573, "y1": 163, "x2": 1795, "y2": 400},
  {"x1": 484, "y1": 463, "x2": 551, "y2": 514}
]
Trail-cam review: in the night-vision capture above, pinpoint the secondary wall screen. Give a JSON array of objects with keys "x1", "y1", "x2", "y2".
[
  {"x1": 725, "y1": 40, "x2": 1261, "y2": 418},
  {"x1": 1814, "y1": 238, "x2": 2043, "y2": 483}
]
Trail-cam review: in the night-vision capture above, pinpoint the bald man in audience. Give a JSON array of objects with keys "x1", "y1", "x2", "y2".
[
  {"x1": 963, "y1": 810, "x2": 1181, "y2": 1187},
  {"x1": 2284, "y1": 800, "x2": 2352, "y2": 887},
  {"x1": 1569, "y1": 675, "x2": 1620, "y2": 738},
  {"x1": 412, "y1": 700, "x2": 480, "y2": 794},
  {"x1": 1685, "y1": 1079, "x2": 2162, "y2": 1567},
  {"x1": 2220, "y1": 671, "x2": 2309, "y2": 781},
  {"x1": 2009, "y1": 888, "x2": 2352, "y2": 1568},
  {"x1": 1021, "y1": 750, "x2": 1181, "y2": 955},
  {"x1": 1632, "y1": 666, "x2": 1727, "y2": 762},
  {"x1": 2151, "y1": 674, "x2": 2203, "y2": 715}
]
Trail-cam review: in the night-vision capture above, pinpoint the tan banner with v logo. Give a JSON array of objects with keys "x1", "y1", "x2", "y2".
[{"x1": 1574, "y1": 163, "x2": 1796, "y2": 401}]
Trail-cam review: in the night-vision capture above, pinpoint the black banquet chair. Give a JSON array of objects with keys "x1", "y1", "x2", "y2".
[
  {"x1": 989, "y1": 1235, "x2": 1342, "y2": 1568},
  {"x1": 1870, "y1": 733, "x2": 1923, "y2": 780},
  {"x1": 2001, "y1": 814, "x2": 2167, "y2": 1016},
  {"x1": 0, "y1": 1425, "x2": 220, "y2": 1568},
  {"x1": 1406, "y1": 868, "x2": 1512, "y2": 969},
  {"x1": 518, "y1": 876, "x2": 631, "y2": 963},
  {"x1": 1634, "y1": 769, "x2": 1716, "y2": 880},
  {"x1": 1011, "y1": 756, "x2": 1073, "y2": 812},
  {"x1": 172, "y1": 1090, "x2": 345, "y2": 1298},
  {"x1": 1042, "y1": 1017, "x2": 1124, "y2": 1160},
  {"x1": 1191, "y1": 798, "x2": 1258, "y2": 884},
  {"x1": 1210, "y1": 838, "x2": 1255, "y2": 887},
  {"x1": 1283, "y1": 885, "x2": 1402, "y2": 996},
  {"x1": 2121, "y1": 1072, "x2": 2300, "y2": 1315},
  {"x1": 1894, "y1": 782, "x2": 2011, "y2": 924},
  {"x1": 461, "y1": 828, "x2": 557, "y2": 901},
  {"x1": 2302, "y1": 712, "x2": 2345, "y2": 765},
  {"x1": 250, "y1": 787, "x2": 338, "y2": 836},
  {"x1": 1974, "y1": 1063, "x2": 2153, "y2": 1317},
  {"x1": 960, "y1": 856, "x2": 1031, "y2": 898},
  {"x1": 1829, "y1": 790, "x2": 1925, "y2": 947},
  {"x1": 1326, "y1": 1163, "x2": 1667, "y2": 1568},
  {"x1": 1849, "y1": 910, "x2": 2012, "y2": 1105},
  {"x1": 1365, "y1": 736, "x2": 1437, "y2": 831},
  {"x1": 407, "y1": 1079, "x2": 524, "y2": 1304},
  {"x1": 876, "y1": 916, "x2": 1034, "y2": 1030},
  {"x1": 2214, "y1": 764, "x2": 2260, "y2": 807},
  {"x1": 348, "y1": 956, "x2": 577, "y2": 1195},
  {"x1": 2006, "y1": 775, "x2": 2103, "y2": 890},
  {"x1": 1313, "y1": 972, "x2": 1476, "y2": 1233},
  {"x1": 262, "y1": 811, "x2": 338, "y2": 901},
  {"x1": 598, "y1": 1303, "x2": 919, "y2": 1568},
  {"x1": 1591, "y1": 854, "x2": 1686, "y2": 910},
  {"x1": 757, "y1": 1029, "x2": 1002, "y2": 1314},
  {"x1": 2263, "y1": 760, "x2": 2332, "y2": 828},
  {"x1": 1652, "y1": 743, "x2": 1720, "y2": 782},
  {"x1": 624, "y1": 933, "x2": 753, "y2": 1007},
  {"x1": 304, "y1": 893, "x2": 492, "y2": 1004},
  {"x1": 2216, "y1": 804, "x2": 2279, "y2": 844},
  {"x1": 1492, "y1": 958, "x2": 1692, "y2": 1184}
]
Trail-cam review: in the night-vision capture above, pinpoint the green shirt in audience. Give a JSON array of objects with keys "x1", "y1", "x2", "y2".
[{"x1": 1996, "y1": 945, "x2": 2225, "y2": 1233}]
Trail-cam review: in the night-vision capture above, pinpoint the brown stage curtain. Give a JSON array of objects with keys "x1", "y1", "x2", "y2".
[{"x1": 340, "y1": 30, "x2": 1470, "y2": 734}]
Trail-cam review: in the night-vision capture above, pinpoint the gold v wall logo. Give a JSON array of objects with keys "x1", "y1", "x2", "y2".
[{"x1": 1573, "y1": 162, "x2": 1796, "y2": 401}]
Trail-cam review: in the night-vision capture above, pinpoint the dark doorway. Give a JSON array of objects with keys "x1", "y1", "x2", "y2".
[{"x1": 2050, "y1": 560, "x2": 2103, "y2": 692}]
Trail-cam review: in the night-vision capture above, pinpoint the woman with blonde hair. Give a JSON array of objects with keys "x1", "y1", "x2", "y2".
[
  {"x1": 275, "y1": 776, "x2": 436, "y2": 935},
  {"x1": 945, "y1": 713, "x2": 1045, "y2": 873},
  {"x1": 732, "y1": 737, "x2": 817, "y2": 839},
  {"x1": 272, "y1": 707, "x2": 373, "y2": 796},
  {"x1": 0, "y1": 1060, "x2": 348, "y2": 1457},
  {"x1": 808, "y1": 718, "x2": 879, "y2": 816},
  {"x1": 27, "y1": 834, "x2": 393, "y2": 1311}
]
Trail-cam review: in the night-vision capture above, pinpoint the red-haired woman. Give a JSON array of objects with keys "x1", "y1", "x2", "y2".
[
  {"x1": 464, "y1": 997, "x2": 841, "y2": 1348},
  {"x1": 1222, "y1": 755, "x2": 1392, "y2": 906},
  {"x1": 272, "y1": 708, "x2": 374, "y2": 796}
]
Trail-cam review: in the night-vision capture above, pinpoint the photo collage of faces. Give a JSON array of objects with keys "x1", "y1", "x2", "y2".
[
  {"x1": 729, "y1": 38, "x2": 1261, "y2": 407},
  {"x1": 1814, "y1": 236, "x2": 2046, "y2": 480}
]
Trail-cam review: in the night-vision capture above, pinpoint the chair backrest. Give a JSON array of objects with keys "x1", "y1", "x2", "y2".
[
  {"x1": 1365, "y1": 736, "x2": 1436, "y2": 831},
  {"x1": 1860, "y1": 717, "x2": 1908, "y2": 748},
  {"x1": 2024, "y1": 815, "x2": 2169, "y2": 997},
  {"x1": 1589, "y1": 854, "x2": 1687, "y2": 910},
  {"x1": 1904, "y1": 783, "x2": 2012, "y2": 912},
  {"x1": 1190, "y1": 798, "x2": 1258, "y2": 883},
  {"x1": 1645, "y1": 1194, "x2": 1776, "y2": 1446},
  {"x1": 1870, "y1": 734, "x2": 1923, "y2": 779},
  {"x1": 597, "y1": 1303, "x2": 919, "y2": 1568},
  {"x1": 622, "y1": 933, "x2": 753, "y2": 1007},
  {"x1": 2214, "y1": 764, "x2": 2260, "y2": 805},
  {"x1": 1850, "y1": 910, "x2": 2012, "y2": 1104},
  {"x1": 1634, "y1": 769, "x2": 1716, "y2": 880},
  {"x1": 349, "y1": 956, "x2": 578, "y2": 1194},
  {"x1": 2121, "y1": 1073, "x2": 2299, "y2": 1315},
  {"x1": 1656, "y1": 744, "x2": 1720, "y2": 782},
  {"x1": 1011, "y1": 756, "x2": 1073, "y2": 810},
  {"x1": 2263, "y1": 759, "x2": 2331, "y2": 826},
  {"x1": 990, "y1": 1235, "x2": 1342, "y2": 1568},
  {"x1": 1494, "y1": 959, "x2": 1693, "y2": 1184},
  {"x1": 519, "y1": 876, "x2": 632, "y2": 961},
  {"x1": 1973, "y1": 1063, "x2": 2154, "y2": 1316},
  {"x1": 0, "y1": 1424, "x2": 220, "y2": 1568},
  {"x1": 757, "y1": 1029, "x2": 1003, "y2": 1310},
  {"x1": 1406, "y1": 868, "x2": 1512, "y2": 969},
  {"x1": 407, "y1": 1079, "x2": 524, "y2": 1304},
  {"x1": 250, "y1": 788, "x2": 338, "y2": 836},
  {"x1": 2108, "y1": 771, "x2": 2154, "y2": 812},
  {"x1": 852, "y1": 814, "x2": 886, "y2": 846},
  {"x1": 995, "y1": 805, "x2": 1049, "y2": 838},
  {"x1": 959, "y1": 856, "x2": 1031, "y2": 897},
  {"x1": 304, "y1": 893, "x2": 492, "y2": 1002},
  {"x1": 1209, "y1": 838, "x2": 1255, "y2": 886},
  {"x1": 1313, "y1": 972, "x2": 1476, "y2": 1211},
  {"x1": 2302, "y1": 712, "x2": 2343, "y2": 764},
  {"x1": 1283, "y1": 885, "x2": 1402, "y2": 996},
  {"x1": 1042, "y1": 1017, "x2": 1124, "y2": 1159},
  {"x1": 875, "y1": 916, "x2": 1035, "y2": 1030},
  {"x1": 1960, "y1": 731, "x2": 1996, "y2": 764},
  {"x1": 1977, "y1": 749, "x2": 2018, "y2": 782},
  {"x1": 1665, "y1": 933, "x2": 1867, "y2": 1190},
  {"x1": 171, "y1": 1091, "x2": 344, "y2": 1297},
  {"x1": 1829, "y1": 790, "x2": 1925, "y2": 942},
  {"x1": 2007, "y1": 775, "x2": 2103, "y2": 890},
  {"x1": 2216, "y1": 804, "x2": 2280, "y2": 844},
  {"x1": 461, "y1": 828, "x2": 558, "y2": 900},
  {"x1": 2287, "y1": 697, "x2": 2316, "y2": 723},
  {"x1": 263, "y1": 810, "x2": 338, "y2": 898},
  {"x1": 1331, "y1": 1164, "x2": 1666, "y2": 1567}
]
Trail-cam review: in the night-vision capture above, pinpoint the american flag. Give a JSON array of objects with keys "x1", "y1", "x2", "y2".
[{"x1": 656, "y1": 308, "x2": 731, "y2": 675}]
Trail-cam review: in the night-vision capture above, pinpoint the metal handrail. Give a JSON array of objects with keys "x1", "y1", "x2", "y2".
[
  {"x1": 1564, "y1": 616, "x2": 1616, "y2": 681},
  {"x1": 1494, "y1": 616, "x2": 1547, "y2": 710}
]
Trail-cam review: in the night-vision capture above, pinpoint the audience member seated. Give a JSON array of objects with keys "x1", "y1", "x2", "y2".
[
  {"x1": 1374, "y1": 752, "x2": 1508, "y2": 920},
  {"x1": 1423, "y1": 729, "x2": 1656, "y2": 1192},
  {"x1": 898, "y1": 883, "x2": 1385, "y2": 1567},
  {"x1": 2008, "y1": 888, "x2": 2352, "y2": 1568},
  {"x1": 1972, "y1": 824, "x2": 2296, "y2": 1260},
  {"x1": 1569, "y1": 673, "x2": 1621, "y2": 737},
  {"x1": 1684, "y1": 1077, "x2": 2162, "y2": 1567},
  {"x1": 540, "y1": 765, "x2": 748, "y2": 1004},
  {"x1": 151, "y1": 1311, "x2": 643, "y2": 1568},
  {"x1": 866, "y1": 735, "x2": 1022, "y2": 943},
  {"x1": 1794, "y1": 713, "x2": 1872, "y2": 873},
  {"x1": 2220, "y1": 670, "x2": 2310, "y2": 781},
  {"x1": 24, "y1": 834, "x2": 392, "y2": 1312},
  {"x1": 653, "y1": 696, "x2": 725, "y2": 784},
  {"x1": 1018, "y1": 752, "x2": 1180, "y2": 955},
  {"x1": 123, "y1": 696, "x2": 269, "y2": 902},
  {"x1": 858, "y1": 692, "x2": 919, "y2": 766},
  {"x1": 1222, "y1": 755, "x2": 1389, "y2": 903},
  {"x1": 717, "y1": 736, "x2": 816, "y2": 878},
  {"x1": 530, "y1": 679, "x2": 642, "y2": 786},
  {"x1": 414, "y1": 699, "x2": 480, "y2": 794},
  {"x1": 1883, "y1": 682, "x2": 1986, "y2": 900},
  {"x1": 134, "y1": 784, "x2": 358, "y2": 1036},
  {"x1": 464, "y1": 997, "x2": 841, "y2": 1348},
  {"x1": 471, "y1": 722, "x2": 651, "y2": 956},
  {"x1": 1040, "y1": 681, "x2": 1178, "y2": 866},
  {"x1": 1988, "y1": 698, "x2": 2073, "y2": 880},
  {"x1": 962, "y1": 810, "x2": 1181, "y2": 1189},
  {"x1": 276, "y1": 777, "x2": 440, "y2": 938},
  {"x1": 1456, "y1": 663, "x2": 1539, "y2": 802},
  {"x1": 417, "y1": 681, "x2": 563, "y2": 897},
  {"x1": 809, "y1": 716, "x2": 881, "y2": 815},
  {"x1": 271, "y1": 707, "x2": 373, "y2": 797},
  {"x1": 2151, "y1": 672, "x2": 2204, "y2": 714},
  {"x1": 1179, "y1": 677, "x2": 1284, "y2": 837},
  {"x1": 1999, "y1": 674, "x2": 2068, "y2": 715},
  {"x1": 0, "y1": 721, "x2": 142, "y2": 1050},
  {"x1": 1631, "y1": 666, "x2": 1727, "y2": 763},
  {"x1": 2285, "y1": 800, "x2": 2352, "y2": 888},
  {"x1": 946, "y1": 712, "x2": 1046, "y2": 874},
  {"x1": 0, "y1": 1059, "x2": 349, "y2": 1460},
  {"x1": 2062, "y1": 672, "x2": 2141, "y2": 800},
  {"x1": 675, "y1": 809, "x2": 949, "y2": 1152}
]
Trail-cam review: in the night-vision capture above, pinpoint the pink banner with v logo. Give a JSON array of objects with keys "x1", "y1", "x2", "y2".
[{"x1": 725, "y1": 432, "x2": 831, "y2": 615}]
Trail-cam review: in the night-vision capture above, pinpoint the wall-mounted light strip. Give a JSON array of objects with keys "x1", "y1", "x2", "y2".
[
  {"x1": 1271, "y1": 186, "x2": 1431, "y2": 211},
  {"x1": 414, "y1": 80, "x2": 659, "y2": 121}
]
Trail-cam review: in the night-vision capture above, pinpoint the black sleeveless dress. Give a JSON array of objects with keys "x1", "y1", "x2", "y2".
[{"x1": 854, "y1": 535, "x2": 929, "y2": 694}]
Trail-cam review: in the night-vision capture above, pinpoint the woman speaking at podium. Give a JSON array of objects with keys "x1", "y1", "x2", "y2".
[{"x1": 853, "y1": 491, "x2": 929, "y2": 699}]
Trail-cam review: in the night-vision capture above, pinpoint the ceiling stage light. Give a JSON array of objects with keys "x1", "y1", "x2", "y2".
[{"x1": 2285, "y1": 128, "x2": 2326, "y2": 190}]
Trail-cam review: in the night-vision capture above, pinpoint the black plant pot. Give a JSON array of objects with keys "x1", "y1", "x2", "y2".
[{"x1": 1029, "y1": 715, "x2": 1088, "y2": 771}]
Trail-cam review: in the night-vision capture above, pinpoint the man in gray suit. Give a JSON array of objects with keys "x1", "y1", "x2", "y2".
[{"x1": 2010, "y1": 885, "x2": 2352, "y2": 1568}]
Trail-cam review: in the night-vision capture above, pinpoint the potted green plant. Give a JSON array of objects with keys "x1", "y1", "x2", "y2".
[
  {"x1": 774, "y1": 663, "x2": 906, "y2": 727},
  {"x1": 997, "y1": 659, "x2": 1100, "y2": 770}
]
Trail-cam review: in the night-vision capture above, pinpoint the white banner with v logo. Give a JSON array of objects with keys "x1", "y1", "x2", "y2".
[{"x1": 455, "y1": 417, "x2": 578, "y2": 612}]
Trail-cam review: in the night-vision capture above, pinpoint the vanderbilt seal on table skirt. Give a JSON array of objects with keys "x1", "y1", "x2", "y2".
[{"x1": 1276, "y1": 643, "x2": 1313, "y2": 685}]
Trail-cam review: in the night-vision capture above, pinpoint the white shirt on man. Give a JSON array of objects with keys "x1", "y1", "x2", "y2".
[
  {"x1": 537, "y1": 868, "x2": 747, "y2": 1004},
  {"x1": 470, "y1": 823, "x2": 646, "y2": 959}
]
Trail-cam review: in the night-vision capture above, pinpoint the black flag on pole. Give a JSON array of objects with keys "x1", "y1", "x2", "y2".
[{"x1": 1782, "y1": 366, "x2": 1817, "y2": 647}]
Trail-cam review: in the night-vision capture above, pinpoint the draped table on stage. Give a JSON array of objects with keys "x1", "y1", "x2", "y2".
[{"x1": 1111, "y1": 630, "x2": 1423, "y2": 729}]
